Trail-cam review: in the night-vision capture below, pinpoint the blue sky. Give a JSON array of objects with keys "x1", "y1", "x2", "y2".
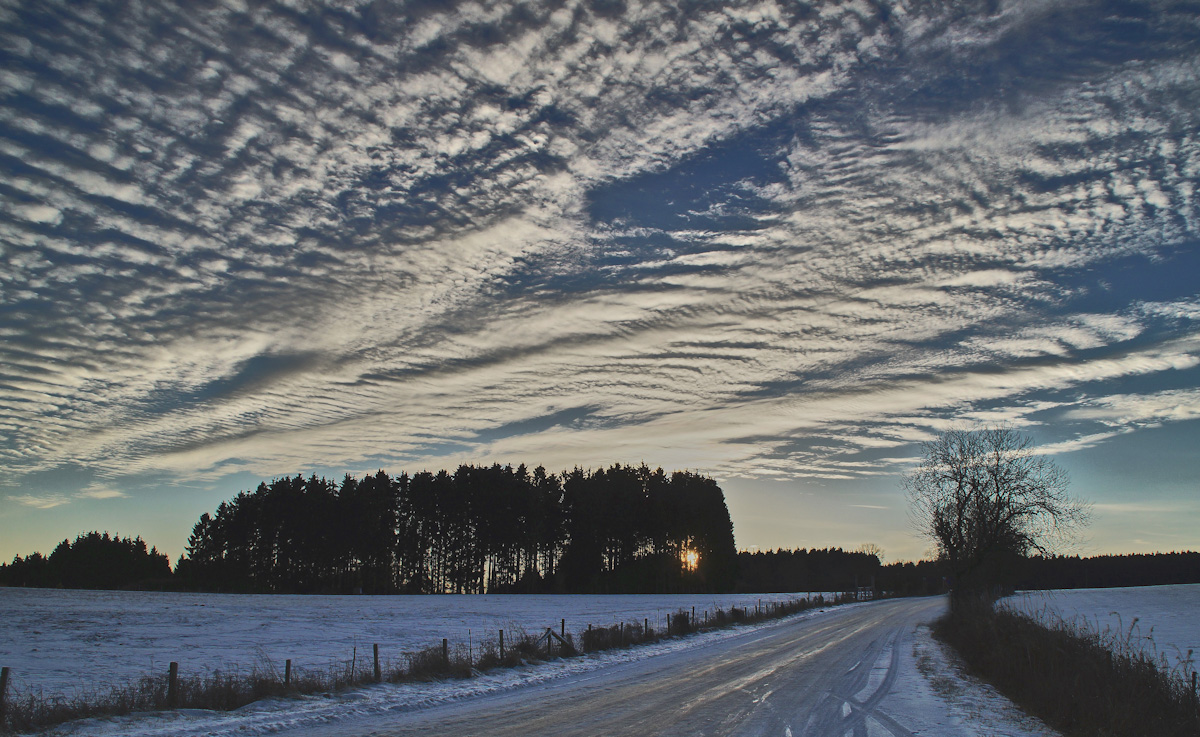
[{"x1": 1, "y1": 0, "x2": 1198, "y2": 565}]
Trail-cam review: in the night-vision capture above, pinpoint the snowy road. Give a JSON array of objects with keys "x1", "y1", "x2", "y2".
[{"x1": 294, "y1": 596, "x2": 1053, "y2": 737}]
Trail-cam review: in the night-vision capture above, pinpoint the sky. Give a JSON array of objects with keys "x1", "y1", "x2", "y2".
[{"x1": 1, "y1": 0, "x2": 1198, "y2": 566}]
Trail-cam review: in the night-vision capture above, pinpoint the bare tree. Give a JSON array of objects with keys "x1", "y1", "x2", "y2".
[
  {"x1": 856, "y1": 543, "x2": 885, "y2": 564},
  {"x1": 903, "y1": 426, "x2": 1089, "y2": 606}
]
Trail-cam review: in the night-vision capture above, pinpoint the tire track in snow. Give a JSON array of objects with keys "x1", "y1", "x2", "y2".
[{"x1": 802, "y1": 629, "x2": 915, "y2": 737}]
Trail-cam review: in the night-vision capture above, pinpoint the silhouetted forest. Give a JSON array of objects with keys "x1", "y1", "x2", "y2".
[
  {"x1": 174, "y1": 463, "x2": 738, "y2": 594},
  {"x1": 1014, "y1": 552, "x2": 1200, "y2": 590},
  {"x1": 878, "y1": 558, "x2": 950, "y2": 597},
  {"x1": 0, "y1": 531, "x2": 171, "y2": 589},
  {"x1": 873, "y1": 552, "x2": 1200, "y2": 597},
  {"x1": 735, "y1": 549, "x2": 1200, "y2": 598},
  {"x1": 735, "y1": 548, "x2": 885, "y2": 594},
  {"x1": 5, "y1": 478, "x2": 1198, "y2": 597}
]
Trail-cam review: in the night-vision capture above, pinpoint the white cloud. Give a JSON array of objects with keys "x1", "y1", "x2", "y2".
[
  {"x1": 9, "y1": 493, "x2": 71, "y2": 509},
  {"x1": 0, "y1": 0, "x2": 1197, "y2": 516},
  {"x1": 76, "y1": 486, "x2": 127, "y2": 500},
  {"x1": 1064, "y1": 388, "x2": 1200, "y2": 427}
]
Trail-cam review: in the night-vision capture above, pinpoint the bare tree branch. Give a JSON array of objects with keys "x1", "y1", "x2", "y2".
[{"x1": 903, "y1": 426, "x2": 1090, "y2": 606}]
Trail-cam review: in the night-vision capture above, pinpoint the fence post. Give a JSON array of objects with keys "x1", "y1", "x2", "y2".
[
  {"x1": 285, "y1": 659, "x2": 291, "y2": 687},
  {"x1": 442, "y1": 638, "x2": 449, "y2": 666},
  {"x1": 645, "y1": 618, "x2": 649, "y2": 636},
  {"x1": 167, "y1": 662, "x2": 179, "y2": 708},
  {"x1": 499, "y1": 630, "x2": 504, "y2": 659},
  {"x1": 374, "y1": 644, "x2": 381, "y2": 682},
  {"x1": 561, "y1": 618, "x2": 566, "y2": 638},
  {"x1": 0, "y1": 666, "x2": 10, "y2": 721}
]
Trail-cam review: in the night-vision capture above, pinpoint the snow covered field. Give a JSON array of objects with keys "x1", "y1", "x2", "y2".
[
  {"x1": 4, "y1": 585, "x2": 1194, "y2": 737},
  {"x1": 1003, "y1": 583, "x2": 1200, "y2": 675},
  {"x1": 0, "y1": 587, "x2": 826, "y2": 696},
  {"x1": 7, "y1": 596, "x2": 1065, "y2": 737}
]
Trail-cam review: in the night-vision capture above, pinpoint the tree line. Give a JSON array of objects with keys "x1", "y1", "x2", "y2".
[
  {"x1": 0, "y1": 531, "x2": 171, "y2": 589},
  {"x1": 1013, "y1": 551, "x2": 1200, "y2": 590},
  {"x1": 735, "y1": 548, "x2": 884, "y2": 594},
  {"x1": 173, "y1": 463, "x2": 738, "y2": 594}
]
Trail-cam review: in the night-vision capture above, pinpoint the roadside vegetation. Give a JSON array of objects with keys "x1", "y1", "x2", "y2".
[
  {"x1": 0, "y1": 592, "x2": 858, "y2": 734},
  {"x1": 906, "y1": 425, "x2": 1199, "y2": 735},
  {"x1": 934, "y1": 603, "x2": 1200, "y2": 737}
]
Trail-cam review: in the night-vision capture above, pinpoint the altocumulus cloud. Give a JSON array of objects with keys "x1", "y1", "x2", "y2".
[{"x1": 1, "y1": 0, "x2": 1198, "y2": 543}]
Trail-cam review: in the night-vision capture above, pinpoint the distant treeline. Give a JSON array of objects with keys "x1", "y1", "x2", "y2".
[
  {"x1": 735, "y1": 549, "x2": 1200, "y2": 598},
  {"x1": 738, "y1": 549, "x2": 950, "y2": 597},
  {"x1": 1013, "y1": 552, "x2": 1200, "y2": 590},
  {"x1": 735, "y1": 548, "x2": 887, "y2": 594},
  {"x1": 175, "y1": 463, "x2": 739, "y2": 595},
  {"x1": 5, "y1": 481, "x2": 1198, "y2": 597},
  {"x1": 0, "y1": 531, "x2": 171, "y2": 589}
]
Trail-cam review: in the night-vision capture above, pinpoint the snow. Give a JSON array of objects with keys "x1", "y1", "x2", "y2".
[
  {"x1": 19, "y1": 599, "x2": 863, "y2": 737},
  {"x1": 881, "y1": 621, "x2": 1060, "y2": 737},
  {"x1": 0, "y1": 587, "x2": 826, "y2": 695},
  {"x1": 1003, "y1": 583, "x2": 1200, "y2": 675},
  {"x1": 6, "y1": 585, "x2": 1194, "y2": 737}
]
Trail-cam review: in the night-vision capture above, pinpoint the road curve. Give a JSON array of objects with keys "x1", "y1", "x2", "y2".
[{"x1": 305, "y1": 596, "x2": 948, "y2": 737}]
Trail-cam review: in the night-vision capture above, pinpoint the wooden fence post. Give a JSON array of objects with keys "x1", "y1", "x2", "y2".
[
  {"x1": 644, "y1": 618, "x2": 648, "y2": 636},
  {"x1": 284, "y1": 659, "x2": 291, "y2": 687},
  {"x1": 561, "y1": 618, "x2": 566, "y2": 638},
  {"x1": 499, "y1": 630, "x2": 504, "y2": 659},
  {"x1": 167, "y1": 662, "x2": 179, "y2": 708},
  {"x1": 0, "y1": 666, "x2": 10, "y2": 721},
  {"x1": 373, "y1": 644, "x2": 381, "y2": 682}
]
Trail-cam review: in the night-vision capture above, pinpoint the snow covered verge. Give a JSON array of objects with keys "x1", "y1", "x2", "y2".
[
  {"x1": 880, "y1": 621, "x2": 1060, "y2": 737},
  {"x1": 1003, "y1": 583, "x2": 1200, "y2": 676}
]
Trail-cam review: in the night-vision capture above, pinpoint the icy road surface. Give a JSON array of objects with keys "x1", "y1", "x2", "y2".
[{"x1": 52, "y1": 597, "x2": 1058, "y2": 737}]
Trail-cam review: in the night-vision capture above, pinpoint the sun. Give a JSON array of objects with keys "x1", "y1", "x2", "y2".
[{"x1": 681, "y1": 548, "x2": 700, "y2": 572}]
